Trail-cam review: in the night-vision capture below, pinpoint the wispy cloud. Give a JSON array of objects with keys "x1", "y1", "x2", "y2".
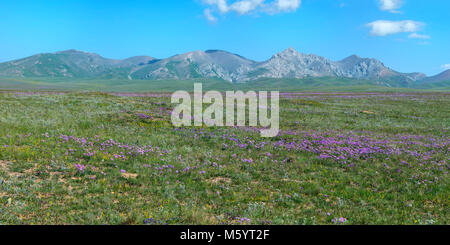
[
  {"x1": 408, "y1": 33, "x2": 430, "y2": 39},
  {"x1": 366, "y1": 20, "x2": 424, "y2": 36},
  {"x1": 441, "y1": 64, "x2": 450, "y2": 70},
  {"x1": 379, "y1": 0, "x2": 403, "y2": 13},
  {"x1": 202, "y1": 0, "x2": 301, "y2": 21},
  {"x1": 204, "y1": 8, "x2": 218, "y2": 22}
]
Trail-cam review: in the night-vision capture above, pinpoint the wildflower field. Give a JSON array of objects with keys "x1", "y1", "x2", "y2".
[{"x1": 0, "y1": 91, "x2": 448, "y2": 225}]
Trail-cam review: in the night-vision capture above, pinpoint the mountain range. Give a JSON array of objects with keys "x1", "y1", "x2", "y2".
[{"x1": 0, "y1": 48, "x2": 448, "y2": 87}]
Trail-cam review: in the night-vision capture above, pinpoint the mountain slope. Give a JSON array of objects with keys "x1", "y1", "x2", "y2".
[
  {"x1": 420, "y1": 70, "x2": 450, "y2": 84},
  {"x1": 129, "y1": 50, "x2": 255, "y2": 82},
  {"x1": 129, "y1": 47, "x2": 428, "y2": 86},
  {"x1": 238, "y1": 48, "x2": 426, "y2": 86},
  {"x1": 412, "y1": 70, "x2": 450, "y2": 89},
  {"x1": 245, "y1": 47, "x2": 340, "y2": 81},
  {"x1": 0, "y1": 50, "x2": 154, "y2": 78},
  {"x1": 337, "y1": 55, "x2": 397, "y2": 80}
]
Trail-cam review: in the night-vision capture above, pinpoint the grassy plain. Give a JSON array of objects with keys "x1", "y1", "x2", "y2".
[
  {"x1": 2, "y1": 76, "x2": 448, "y2": 92},
  {"x1": 0, "y1": 90, "x2": 448, "y2": 224}
]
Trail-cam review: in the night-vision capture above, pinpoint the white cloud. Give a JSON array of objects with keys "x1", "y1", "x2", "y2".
[
  {"x1": 202, "y1": 0, "x2": 301, "y2": 18},
  {"x1": 274, "y1": 0, "x2": 301, "y2": 12},
  {"x1": 204, "y1": 8, "x2": 218, "y2": 22},
  {"x1": 366, "y1": 20, "x2": 424, "y2": 36},
  {"x1": 441, "y1": 64, "x2": 450, "y2": 70},
  {"x1": 204, "y1": 0, "x2": 229, "y2": 13},
  {"x1": 408, "y1": 33, "x2": 430, "y2": 39},
  {"x1": 379, "y1": 0, "x2": 403, "y2": 13},
  {"x1": 229, "y1": 0, "x2": 264, "y2": 15}
]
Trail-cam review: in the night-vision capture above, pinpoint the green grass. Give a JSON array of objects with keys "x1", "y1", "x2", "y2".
[
  {"x1": 413, "y1": 80, "x2": 450, "y2": 90},
  {"x1": 1, "y1": 76, "x2": 446, "y2": 93},
  {"x1": 0, "y1": 91, "x2": 448, "y2": 225}
]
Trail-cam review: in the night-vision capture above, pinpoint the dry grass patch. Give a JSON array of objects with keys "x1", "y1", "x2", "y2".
[
  {"x1": 206, "y1": 177, "x2": 232, "y2": 184},
  {"x1": 0, "y1": 160, "x2": 9, "y2": 171},
  {"x1": 121, "y1": 172, "x2": 138, "y2": 179}
]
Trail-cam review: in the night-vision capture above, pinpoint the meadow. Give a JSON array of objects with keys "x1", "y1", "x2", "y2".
[
  {"x1": 2, "y1": 76, "x2": 449, "y2": 92},
  {"x1": 0, "y1": 90, "x2": 448, "y2": 224}
]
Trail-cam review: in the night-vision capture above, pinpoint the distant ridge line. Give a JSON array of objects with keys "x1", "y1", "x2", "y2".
[{"x1": 0, "y1": 48, "x2": 448, "y2": 87}]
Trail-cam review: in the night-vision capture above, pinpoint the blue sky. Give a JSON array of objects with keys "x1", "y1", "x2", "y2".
[{"x1": 0, "y1": 0, "x2": 449, "y2": 75}]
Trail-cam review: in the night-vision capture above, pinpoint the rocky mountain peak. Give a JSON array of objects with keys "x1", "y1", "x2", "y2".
[
  {"x1": 341, "y1": 54, "x2": 361, "y2": 63},
  {"x1": 274, "y1": 47, "x2": 301, "y2": 58}
]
